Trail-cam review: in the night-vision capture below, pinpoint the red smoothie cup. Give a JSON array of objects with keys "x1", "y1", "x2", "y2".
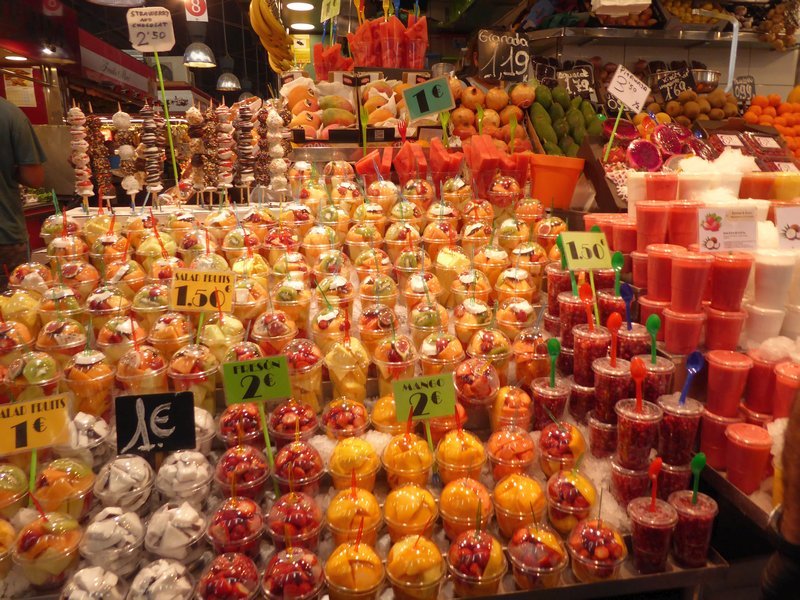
[
  {"x1": 592, "y1": 356, "x2": 631, "y2": 424},
  {"x1": 700, "y1": 409, "x2": 743, "y2": 469},
  {"x1": 545, "y1": 262, "x2": 573, "y2": 316},
  {"x1": 637, "y1": 296, "x2": 669, "y2": 342},
  {"x1": 572, "y1": 325, "x2": 611, "y2": 387},
  {"x1": 636, "y1": 201, "x2": 671, "y2": 252},
  {"x1": 745, "y1": 348, "x2": 787, "y2": 414},
  {"x1": 543, "y1": 311, "x2": 560, "y2": 337},
  {"x1": 646, "y1": 244, "x2": 684, "y2": 302},
  {"x1": 631, "y1": 251, "x2": 648, "y2": 288},
  {"x1": 612, "y1": 220, "x2": 637, "y2": 254},
  {"x1": 610, "y1": 458, "x2": 649, "y2": 507},
  {"x1": 615, "y1": 398, "x2": 663, "y2": 470},
  {"x1": 739, "y1": 402, "x2": 774, "y2": 429},
  {"x1": 587, "y1": 410, "x2": 617, "y2": 457},
  {"x1": 667, "y1": 201, "x2": 701, "y2": 249},
  {"x1": 645, "y1": 172, "x2": 679, "y2": 201},
  {"x1": 531, "y1": 376, "x2": 570, "y2": 431},
  {"x1": 628, "y1": 496, "x2": 678, "y2": 574},
  {"x1": 773, "y1": 362, "x2": 800, "y2": 419},
  {"x1": 557, "y1": 291, "x2": 587, "y2": 349},
  {"x1": 709, "y1": 252, "x2": 753, "y2": 312},
  {"x1": 668, "y1": 490, "x2": 718, "y2": 568},
  {"x1": 670, "y1": 252, "x2": 713, "y2": 313},
  {"x1": 724, "y1": 423, "x2": 772, "y2": 494},
  {"x1": 595, "y1": 215, "x2": 619, "y2": 250},
  {"x1": 568, "y1": 378, "x2": 596, "y2": 424},
  {"x1": 633, "y1": 355, "x2": 675, "y2": 403},
  {"x1": 704, "y1": 307, "x2": 746, "y2": 351},
  {"x1": 658, "y1": 462, "x2": 691, "y2": 501},
  {"x1": 705, "y1": 350, "x2": 753, "y2": 417},
  {"x1": 662, "y1": 309, "x2": 705, "y2": 356},
  {"x1": 597, "y1": 290, "x2": 626, "y2": 328},
  {"x1": 617, "y1": 323, "x2": 651, "y2": 361},
  {"x1": 658, "y1": 394, "x2": 702, "y2": 465}
]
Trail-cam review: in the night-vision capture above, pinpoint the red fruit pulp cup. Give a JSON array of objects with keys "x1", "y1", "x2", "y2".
[
  {"x1": 597, "y1": 290, "x2": 626, "y2": 330},
  {"x1": 636, "y1": 201, "x2": 671, "y2": 252},
  {"x1": 704, "y1": 307, "x2": 747, "y2": 351},
  {"x1": 670, "y1": 252, "x2": 713, "y2": 313},
  {"x1": 631, "y1": 251, "x2": 648, "y2": 288},
  {"x1": 615, "y1": 398, "x2": 663, "y2": 470},
  {"x1": 592, "y1": 356, "x2": 631, "y2": 424},
  {"x1": 545, "y1": 263, "x2": 572, "y2": 316},
  {"x1": 572, "y1": 325, "x2": 612, "y2": 388},
  {"x1": 662, "y1": 309, "x2": 705, "y2": 356},
  {"x1": 637, "y1": 295, "x2": 669, "y2": 337},
  {"x1": 667, "y1": 201, "x2": 701, "y2": 249},
  {"x1": 633, "y1": 355, "x2": 676, "y2": 403},
  {"x1": 617, "y1": 323, "x2": 650, "y2": 361},
  {"x1": 658, "y1": 462, "x2": 691, "y2": 501},
  {"x1": 657, "y1": 394, "x2": 702, "y2": 465},
  {"x1": 628, "y1": 496, "x2": 678, "y2": 574},
  {"x1": 588, "y1": 410, "x2": 617, "y2": 457},
  {"x1": 645, "y1": 172, "x2": 679, "y2": 201},
  {"x1": 725, "y1": 422, "x2": 772, "y2": 494},
  {"x1": 773, "y1": 362, "x2": 800, "y2": 419},
  {"x1": 669, "y1": 490, "x2": 718, "y2": 568},
  {"x1": 700, "y1": 408, "x2": 744, "y2": 469},
  {"x1": 710, "y1": 252, "x2": 753, "y2": 312},
  {"x1": 739, "y1": 402, "x2": 774, "y2": 429},
  {"x1": 610, "y1": 458, "x2": 649, "y2": 507},
  {"x1": 705, "y1": 350, "x2": 753, "y2": 417},
  {"x1": 646, "y1": 244, "x2": 685, "y2": 302},
  {"x1": 612, "y1": 220, "x2": 637, "y2": 254},
  {"x1": 593, "y1": 268, "x2": 616, "y2": 291},
  {"x1": 745, "y1": 348, "x2": 788, "y2": 414},
  {"x1": 557, "y1": 292, "x2": 587, "y2": 349},
  {"x1": 568, "y1": 378, "x2": 596, "y2": 425},
  {"x1": 530, "y1": 376, "x2": 570, "y2": 431},
  {"x1": 557, "y1": 346, "x2": 574, "y2": 377}
]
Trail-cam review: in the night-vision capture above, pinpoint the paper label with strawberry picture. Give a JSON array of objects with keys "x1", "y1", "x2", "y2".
[{"x1": 698, "y1": 208, "x2": 757, "y2": 252}]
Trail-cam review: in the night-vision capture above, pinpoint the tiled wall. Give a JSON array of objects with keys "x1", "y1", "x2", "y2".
[{"x1": 557, "y1": 43, "x2": 799, "y2": 97}]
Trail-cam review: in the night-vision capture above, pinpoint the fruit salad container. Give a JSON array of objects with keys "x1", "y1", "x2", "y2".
[
  {"x1": 266, "y1": 491, "x2": 324, "y2": 551},
  {"x1": 507, "y1": 524, "x2": 568, "y2": 590},
  {"x1": 207, "y1": 497, "x2": 264, "y2": 558},
  {"x1": 447, "y1": 529, "x2": 507, "y2": 598},
  {"x1": 567, "y1": 518, "x2": 627, "y2": 583}
]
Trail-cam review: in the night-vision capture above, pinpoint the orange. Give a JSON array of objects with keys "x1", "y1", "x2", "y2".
[
  {"x1": 750, "y1": 105, "x2": 763, "y2": 116},
  {"x1": 794, "y1": 148, "x2": 800, "y2": 159},
  {"x1": 743, "y1": 111, "x2": 759, "y2": 124},
  {"x1": 775, "y1": 117, "x2": 788, "y2": 127},
  {"x1": 760, "y1": 115, "x2": 774, "y2": 125},
  {"x1": 764, "y1": 106, "x2": 777, "y2": 117},
  {"x1": 751, "y1": 95, "x2": 769, "y2": 108},
  {"x1": 769, "y1": 94, "x2": 783, "y2": 107},
  {"x1": 778, "y1": 104, "x2": 793, "y2": 115}
]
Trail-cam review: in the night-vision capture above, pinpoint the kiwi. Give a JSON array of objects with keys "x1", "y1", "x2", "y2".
[
  {"x1": 723, "y1": 102, "x2": 739, "y2": 118},
  {"x1": 647, "y1": 102, "x2": 662, "y2": 114},
  {"x1": 683, "y1": 101, "x2": 701, "y2": 120},
  {"x1": 698, "y1": 98, "x2": 712, "y2": 114},
  {"x1": 665, "y1": 101, "x2": 682, "y2": 117},
  {"x1": 677, "y1": 90, "x2": 698, "y2": 103},
  {"x1": 676, "y1": 115, "x2": 692, "y2": 127},
  {"x1": 708, "y1": 89, "x2": 726, "y2": 109},
  {"x1": 708, "y1": 108, "x2": 725, "y2": 121},
  {"x1": 696, "y1": 113, "x2": 710, "y2": 121}
]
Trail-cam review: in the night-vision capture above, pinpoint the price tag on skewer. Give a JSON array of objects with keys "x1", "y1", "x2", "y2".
[{"x1": 607, "y1": 64, "x2": 651, "y2": 114}]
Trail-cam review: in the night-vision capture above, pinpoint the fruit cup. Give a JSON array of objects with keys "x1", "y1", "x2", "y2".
[
  {"x1": 466, "y1": 328, "x2": 512, "y2": 386},
  {"x1": 384, "y1": 484, "x2": 438, "y2": 543},
  {"x1": 199, "y1": 553, "x2": 260, "y2": 600},
  {"x1": 597, "y1": 290, "x2": 626, "y2": 327},
  {"x1": 531, "y1": 376, "x2": 570, "y2": 431},
  {"x1": 154, "y1": 450, "x2": 214, "y2": 510},
  {"x1": 435, "y1": 429, "x2": 486, "y2": 485},
  {"x1": 329, "y1": 437, "x2": 380, "y2": 492},
  {"x1": 454, "y1": 357, "x2": 500, "y2": 431},
  {"x1": 538, "y1": 421, "x2": 586, "y2": 478},
  {"x1": 706, "y1": 350, "x2": 753, "y2": 417},
  {"x1": 321, "y1": 397, "x2": 370, "y2": 440},
  {"x1": 214, "y1": 445, "x2": 270, "y2": 500},
  {"x1": 266, "y1": 492, "x2": 323, "y2": 551},
  {"x1": 408, "y1": 302, "x2": 449, "y2": 350},
  {"x1": 447, "y1": 530, "x2": 507, "y2": 598},
  {"x1": 658, "y1": 394, "x2": 703, "y2": 465},
  {"x1": 545, "y1": 262, "x2": 572, "y2": 316},
  {"x1": 115, "y1": 345, "x2": 169, "y2": 397},
  {"x1": 610, "y1": 458, "x2": 649, "y2": 507},
  {"x1": 326, "y1": 487, "x2": 382, "y2": 547},
  {"x1": 386, "y1": 534, "x2": 445, "y2": 600},
  {"x1": 567, "y1": 518, "x2": 627, "y2": 583},
  {"x1": 324, "y1": 541, "x2": 385, "y2": 600},
  {"x1": 616, "y1": 323, "x2": 650, "y2": 361},
  {"x1": 79, "y1": 507, "x2": 145, "y2": 577},
  {"x1": 507, "y1": 524, "x2": 568, "y2": 590},
  {"x1": 628, "y1": 496, "x2": 678, "y2": 574},
  {"x1": 568, "y1": 378, "x2": 596, "y2": 424},
  {"x1": 725, "y1": 422, "x2": 772, "y2": 494},
  {"x1": 0, "y1": 465, "x2": 28, "y2": 519},
  {"x1": 546, "y1": 469, "x2": 597, "y2": 535},
  {"x1": 372, "y1": 335, "x2": 418, "y2": 397},
  {"x1": 217, "y1": 403, "x2": 265, "y2": 449},
  {"x1": 250, "y1": 310, "x2": 298, "y2": 357},
  {"x1": 668, "y1": 490, "x2": 718, "y2": 568},
  {"x1": 13, "y1": 512, "x2": 82, "y2": 590},
  {"x1": 32, "y1": 458, "x2": 95, "y2": 521},
  {"x1": 167, "y1": 344, "x2": 219, "y2": 415},
  {"x1": 557, "y1": 291, "x2": 587, "y2": 349},
  {"x1": 284, "y1": 338, "x2": 324, "y2": 413},
  {"x1": 324, "y1": 338, "x2": 370, "y2": 404},
  {"x1": 573, "y1": 325, "x2": 611, "y2": 387},
  {"x1": 615, "y1": 398, "x2": 663, "y2": 470},
  {"x1": 272, "y1": 439, "x2": 324, "y2": 496},
  {"x1": 93, "y1": 454, "x2": 154, "y2": 514},
  {"x1": 633, "y1": 355, "x2": 675, "y2": 403},
  {"x1": 658, "y1": 462, "x2": 692, "y2": 501},
  {"x1": 268, "y1": 399, "x2": 318, "y2": 449},
  {"x1": 63, "y1": 350, "x2": 115, "y2": 420},
  {"x1": 381, "y1": 432, "x2": 434, "y2": 489},
  {"x1": 262, "y1": 547, "x2": 323, "y2": 600},
  {"x1": 419, "y1": 331, "x2": 465, "y2": 376},
  {"x1": 511, "y1": 327, "x2": 549, "y2": 390},
  {"x1": 487, "y1": 427, "x2": 535, "y2": 481},
  {"x1": 490, "y1": 385, "x2": 533, "y2": 431},
  {"x1": 493, "y1": 473, "x2": 546, "y2": 538}
]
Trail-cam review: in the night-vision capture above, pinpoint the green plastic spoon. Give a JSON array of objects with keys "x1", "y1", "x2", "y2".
[
  {"x1": 612, "y1": 251, "x2": 624, "y2": 296},
  {"x1": 691, "y1": 452, "x2": 707, "y2": 505},
  {"x1": 547, "y1": 337, "x2": 561, "y2": 388},
  {"x1": 646, "y1": 314, "x2": 661, "y2": 365}
]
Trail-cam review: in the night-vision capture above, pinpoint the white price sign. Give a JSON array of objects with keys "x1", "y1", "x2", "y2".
[
  {"x1": 607, "y1": 65, "x2": 650, "y2": 113},
  {"x1": 776, "y1": 206, "x2": 800, "y2": 249},
  {"x1": 127, "y1": 7, "x2": 175, "y2": 53},
  {"x1": 184, "y1": 0, "x2": 208, "y2": 22}
]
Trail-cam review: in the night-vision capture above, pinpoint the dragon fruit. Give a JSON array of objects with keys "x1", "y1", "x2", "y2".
[
  {"x1": 652, "y1": 124, "x2": 682, "y2": 156},
  {"x1": 602, "y1": 118, "x2": 638, "y2": 146},
  {"x1": 682, "y1": 136, "x2": 718, "y2": 161},
  {"x1": 664, "y1": 122, "x2": 692, "y2": 141},
  {"x1": 626, "y1": 139, "x2": 663, "y2": 172}
]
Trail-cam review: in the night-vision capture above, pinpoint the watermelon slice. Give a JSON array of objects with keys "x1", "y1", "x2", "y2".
[
  {"x1": 471, "y1": 134, "x2": 500, "y2": 198},
  {"x1": 499, "y1": 151, "x2": 529, "y2": 188},
  {"x1": 430, "y1": 137, "x2": 459, "y2": 193},
  {"x1": 355, "y1": 149, "x2": 383, "y2": 186},
  {"x1": 381, "y1": 147, "x2": 393, "y2": 180},
  {"x1": 410, "y1": 142, "x2": 428, "y2": 180},
  {"x1": 393, "y1": 141, "x2": 415, "y2": 186}
]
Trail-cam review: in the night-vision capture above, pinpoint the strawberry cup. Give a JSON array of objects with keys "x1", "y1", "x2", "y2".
[
  {"x1": 215, "y1": 445, "x2": 270, "y2": 501},
  {"x1": 218, "y1": 403, "x2": 265, "y2": 450},
  {"x1": 567, "y1": 518, "x2": 627, "y2": 583},
  {"x1": 262, "y1": 547, "x2": 324, "y2": 600},
  {"x1": 268, "y1": 399, "x2": 318, "y2": 450},
  {"x1": 508, "y1": 524, "x2": 568, "y2": 590},
  {"x1": 198, "y1": 553, "x2": 260, "y2": 600},
  {"x1": 272, "y1": 440, "x2": 325, "y2": 496},
  {"x1": 207, "y1": 497, "x2": 264, "y2": 558},
  {"x1": 321, "y1": 397, "x2": 370, "y2": 440},
  {"x1": 267, "y1": 492, "x2": 324, "y2": 551}
]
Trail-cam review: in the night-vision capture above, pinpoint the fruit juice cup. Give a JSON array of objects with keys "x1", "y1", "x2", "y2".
[
  {"x1": 558, "y1": 291, "x2": 587, "y2": 349},
  {"x1": 662, "y1": 309, "x2": 705, "y2": 356},
  {"x1": 617, "y1": 323, "x2": 650, "y2": 361},
  {"x1": 774, "y1": 362, "x2": 800, "y2": 419},
  {"x1": 644, "y1": 172, "x2": 678, "y2": 202},
  {"x1": 745, "y1": 347, "x2": 786, "y2": 414},
  {"x1": 704, "y1": 307, "x2": 746, "y2": 351},
  {"x1": 740, "y1": 402, "x2": 774, "y2": 428},
  {"x1": 531, "y1": 376, "x2": 570, "y2": 430},
  {"x1": 636, "y1": 201, "x2": 671, "y2": 251},
  {"x1": 754, "y1": 250, "x2": 797, "y2": 309},
  {"x1": 631, "y1": 250, "x2": 648, "y2": 288},
  {"x1": 572, "y1": 325, "x2": 611, "y2": 387},
  {"x1": 669, "y1": 490, "x2": 718, "y2": 568},
  {"x1": 612, "y1": 219, "x2": 637, "y2": 254},
  {"x1": 546, "y1": 470, "x2": 596, "y2": 536},
  {"x1": 615, "y1": 398, "x2": 663, "y2": 469},
  {"x1": 659, "y1": 462, "x2": 691, "y2": 501},
  {"x1": 628, "y1": 496, "x2": 678, "y2": 574},
  {"x1": 447, "y1": 530, "x2": 506, "y2": 598},
  {"x1": 545, "y1": 262, "x2": 572, "y2": 316},
  {"x1": 706, "y1": 350, "x2": 753, "y2": 416},
  {"x1": 745, "y1": 304, "x2": 787, "y2": 345},
  {"x1": 588, "y1": 411, "x2": 617, "y2": 457},
  {"x1": 592, "y1": 356, "x2": 631, "y2": 424},
  {"x1": 634, "y1": 354, "x2": 675, "y2": 403},
  {"x1": 13, "y1": 513, "x2": 81, "y2": 590},
  {"x1": 725, "y1": 422, "x2": 772, "y2": 494},
  {"x1": 667, "y1": 201, "x2": 701, "y2": 249},
  {"x1": 610, "y1": 458, "x2": 649, "y2": 507},
  {"x1": 646, "y1": 243, "x2": 683, "y2": 301},
  {"x1": 658, "y1": 394, "x2": 702, "y2": 465},
  {"x1": 568, "y1": 378, "x2": 595, "y2": 424},
  {"x1": 700, "y1": 409, "x2": 744, "y2": 469},
  {"x1": 671, "y1": 252, "x2": 713, "y2": 313},
  {"x1": 709, "y1": 252, "x2": 754, "y2": 311},
  {"x1": 597, "y1": 290, "x2": 626, "y2": 328}
]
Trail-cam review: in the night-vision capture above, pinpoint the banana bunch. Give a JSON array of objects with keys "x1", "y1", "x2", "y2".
[{"x1": 250, "y1": 0, "x2": 294, "y2": 72}]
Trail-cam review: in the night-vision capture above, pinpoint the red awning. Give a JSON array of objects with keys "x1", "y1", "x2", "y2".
[{"x1": 79, "y1": 29, "x2": 154, "y2": 96}]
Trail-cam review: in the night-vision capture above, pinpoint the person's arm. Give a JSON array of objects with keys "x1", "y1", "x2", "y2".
[{"x1": 17, "y1": 164, "x2": 44, "y2": 189}]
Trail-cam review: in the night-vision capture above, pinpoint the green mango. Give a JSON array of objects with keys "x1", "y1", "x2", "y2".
[
  {"x1": 566, "y1": 109, "x2": 584, "y2": 130},
  {"x1": 535, "y1": 120, "x2": 559, "y2": 146},
  {"x1": 572, "y1": 124, "x2": 586, "y2": 145},
  {"x1": 549, "y1": 103, "x2": 565, "y2": 123},
  {"x1": 571, "y1": 96, "x2": 583, "y2": 110},
  {"x1": 552, "y1": 118, "x2": 569, "y2": 140},
  {"x1": 552, "y1": 85, "x2": 571, "y2": 110},
  {"x1": 566, "y1": 143, "x2": 581, "y2": 157},
  {"x1": 543, "y1": 140, "x2": 564, "y2": 156},
  {"x1": 586, "y1": 118, "x2": 603, "y2": 136},
  {"x1": 531, "y1": 103, "x2": 551, "y2": 124},
  {"x1": 535, "y1": 85, "x2": 552, "y2": 110},
  {"x1": 559, "y1": 134, "x2": 575, "y2": 153}
]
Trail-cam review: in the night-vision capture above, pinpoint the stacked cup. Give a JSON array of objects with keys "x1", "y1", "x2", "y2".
[
  {"x1": 662, "y1": 250, "x2": 713, "y2": 355},
  {"x1": 705, "y1": 252, "x2": 753, "y2": 351},
  {"x1": 744, "y1": 250, "x2": 796, "y2": 345}
]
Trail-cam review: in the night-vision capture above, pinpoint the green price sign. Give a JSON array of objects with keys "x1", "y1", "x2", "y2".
[
  {"x1": 560, "y1": 231, "x2": 612, "y2": 271},
  {"x1": 222, "y1": 356, "x2": 292, "y2": 405},
  {"x1": 393, "y1": 374, "x2": 456, "y2": 421},
  {"x1": 402, "y1": 76, "x2": 455, "y2": 121}
]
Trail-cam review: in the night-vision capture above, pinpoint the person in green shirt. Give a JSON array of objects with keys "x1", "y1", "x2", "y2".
[{"x1": 0, "y1": 97, "x2": 45, "y2": 290}]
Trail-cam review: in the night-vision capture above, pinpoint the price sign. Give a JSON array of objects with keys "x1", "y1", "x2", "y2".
[
  {"x1": 222, "y1": 356, "x2": 293, "y2": 405},
  {"x1": 775, "y1": 161, "x2": 800, "y2": 172},
  {"x1": 607, "y1": 65, "x2": 650, "y2": 114},
  {"x1": 776, "y1": 206, "x2": 800, "y2": 249},
  {"x1": 0, "y1": 394, "x2": 70, "y2": 455},
  {"x1": 321, "y1": 0, "x2": 341, "y2": 22},
  {"x1": 402, "y1": 76, "x2": 455, "y2": 121},
  {"x1": 532, "y1": 57, "x2": 557, "y2": 84},
  {"x1": 184, "y1": 0, "x2": 208, "y2": 22},
  {"x1": 557, "y1": 66, "x2": 597, "y2": 102},
  {"x1": 559, "y1": 231, "x2": 612, "y2": 270},
  {"x1": 170, "y1": 269, "x2": 233, "y2": 313},
  {"x1": 477, "y1": 29, "x2": 531, "y2": 82},
  {"x1": 115, "y1": 392, "x2": 195, "y2": 456},
  {"x1": 733, "y1": 75, "x2": 755, "y2": 110},
  {"x1": 393, "y1": 374, "x2": 456, "y2": 421},
  {"x1": 655, "y1": 68, "x2": 696, "y2": 102},
  {"x1": 126, "y1": 7, "x2": 175, "y2": 53}
]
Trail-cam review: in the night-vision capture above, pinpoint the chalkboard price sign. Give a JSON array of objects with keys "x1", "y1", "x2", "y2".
[
  {"x1": 115, "y1": 392, "x2": 196, "y2": 456},
  {"x1": 557, "y1": 66, "x2": 597, "y2": 102},
  {"x1": 477, "y1": 29, "x2": 530, "y2": 82},
  {"x1": 655, "y1": 68, "x2": 696, "y2": 102},
  {"x1": 733, "y1": 75, "x2": 755, "y2": 110}
]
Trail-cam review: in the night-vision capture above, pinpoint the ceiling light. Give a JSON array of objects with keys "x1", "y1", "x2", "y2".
[
  {"x1": 183, "y1": 42, "x2": 216, "y2": 68},
  {"x1": 290, "y1": 23, "x2": 315, "y2": 31},
  {"x1": 216, "y1": 71, "x2": 241, "y2": 91},
  {"x1": 5, "y1": 55, "x2": 27, "y2": 62},
  {"x1": 287, "y1": 2, "x2": 314, "y2": 10}
]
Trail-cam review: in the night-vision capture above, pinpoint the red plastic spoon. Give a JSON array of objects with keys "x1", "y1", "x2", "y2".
[
  {"x1": 607, "y1": 312, "x2": 622, "y2": 368},
  {"x1": 579, "y1": 283, "x2": 595, "y2": 332},
  {"x1": 649, "y1": 457, "x2": 663, "y2": 512},
  {"x1": 631, "y1": 356, "x2": 646, "y2": 414}
]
